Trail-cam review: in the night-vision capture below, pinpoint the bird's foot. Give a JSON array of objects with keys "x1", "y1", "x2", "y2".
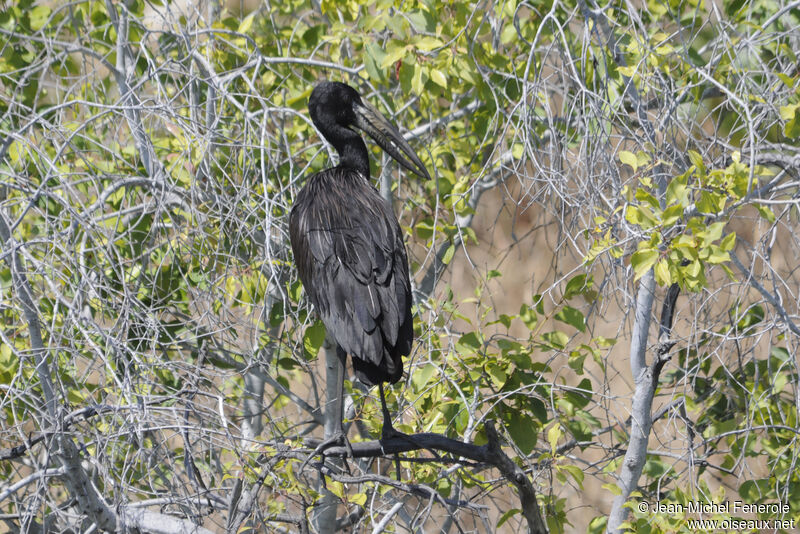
[
  {"x1": 380, "y1": 422, "x2": 406, "y2": 441},
  {"x1": 380, "y1": 424, "x2": 441, "y2": 461},
  {"x1": 379, "y1": 423, "x2": 415, "y2": 481}
]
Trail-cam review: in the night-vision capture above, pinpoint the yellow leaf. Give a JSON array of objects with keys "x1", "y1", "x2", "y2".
[
  {"x1": 619, "y1": 150, "x2": 638, "y2": 171},
  {"x1": 411, "y1": 65, "x2": 426, "y2": 95},
  {"x1": 547, "y1": 424, "x2": 562, "y2": 453},
  {"x1": 430, "y1": 68, "x2": 447, "y2": 88},
  {"x1": 327, "y1": 480, "x2": 344, "y2": 499},
  {"x1": 238, "y1": 13, "x2": 255, "y2": 33},
  {"x1": 780, "y1": 104, "x2": 800, "y2": 120},
  {"x1": 631, "y1": 248, "x2": 659, "y2": 280},
  {"x1": 415, "y1": 36, "x2": 444, "y2": 52},
  {"x1": 654, "y1": 260, "x2": 671, "y2": 286},
  {"x1": 442, "y1": 243, "x2": 456, "y2": 265}
]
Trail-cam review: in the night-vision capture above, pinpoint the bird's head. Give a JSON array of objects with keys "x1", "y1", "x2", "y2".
[{"x1": 309, "y1": 81, "x2": 431, "y2": 180}]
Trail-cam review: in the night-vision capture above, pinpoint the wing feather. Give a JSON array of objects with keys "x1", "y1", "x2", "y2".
[{"x1": 289, "y1": 168, "x2": 413, "y2": 385}]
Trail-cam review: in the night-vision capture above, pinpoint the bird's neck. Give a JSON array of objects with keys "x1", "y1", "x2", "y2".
[{"x1": 328, "y1": 126, "x2": 370, "y2": 178}]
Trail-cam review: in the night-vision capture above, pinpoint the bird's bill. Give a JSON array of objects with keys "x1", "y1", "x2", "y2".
[{"x1": 353, "y1": 100, "x2": 432, "y2": 180}]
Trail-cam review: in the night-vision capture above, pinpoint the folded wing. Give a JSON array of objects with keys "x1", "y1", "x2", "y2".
[{"x1": 289, "y1": 169, "x2": 413, "y2": 385}]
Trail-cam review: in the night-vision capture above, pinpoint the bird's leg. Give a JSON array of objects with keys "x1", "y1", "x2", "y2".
[
  {"x1": 301, "y1": 344, "x2": 353, "y2": 472},
  {"x1": 378, "y1": 382, "x2": 402, "y2": 440},
  {"x1": 378, "y1": 383, "x2": 441, "y2": 479},
  {"x1": 328, "y1": 345, "x2": 354, "y2": 460},
  {"x1": 378, "y1": 382, "x2": 403, "y2": 480}
]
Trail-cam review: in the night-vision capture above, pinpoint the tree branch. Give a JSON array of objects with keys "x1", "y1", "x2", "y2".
[
  {"x1": 607, "y1": 280, "x2": 680, "y2": 534},
  {"x1": 297, "y1": 420, "x2": 547, "y2": 534}
]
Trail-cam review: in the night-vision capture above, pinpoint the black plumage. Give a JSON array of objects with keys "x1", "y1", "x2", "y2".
[{"x1": 289, "y1": 81, "x2": 430, "y2": 441}]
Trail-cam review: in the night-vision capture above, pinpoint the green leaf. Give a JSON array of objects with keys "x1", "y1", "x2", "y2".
[
  {"x1": 724, "y1": 0, "x2": 747, "y2": 16},
  {"x1": 625, "y1": 204, "x2": 658, "y2": 229},
  {"x1": 568, "y1": 349, "x2": 587, "y2": 374},
  {"x1": 0, "y1": 343, "x2": 19, "y2": 381},
  {"x1": 380, "y1": 42, "x2": 408, "y2": 69},
  {"x1": 703, "y1": 221, "x2": 725, "y2": 245},
  {"x1": 412, "y1": 363, "x2": 438, "y2": 390},
  {"x1": 777, "y1": 73, "x2": 796, "y2": 89},
  {"x1": 736, "y1": 304, "x2": 764, "y2": 333},
  {"x1": 588, "y1": 516, "x2": 608, "y2": 534},
  {"x1": 564, "y1": 274, "x2": 590, "y2": 300},
  {"x1": 559, "y1": 464, "x2": 585, "y2": 488},
  {"x1": 533, "y1": 294, "x2": 544, "y2": 313},
  {"x1": 780, "y1": 104, "x2": 800, "y2": 138},
  {"x1": 661, "y1": 204, "x2": 683, "y2": 227},
  {"x1": 489, "y1": 313, "x2": 513, "y2": 328},
  {"x1": 772, "y1": 371, "x2": 788, "y2": 395},
  {"x1": 414, "y1": 36, "x2": 444, "y2": 51},
  {"x1": 666, "y1": 172, "x2": 690, "y2": 206},
  {"x1": 555, "y1": 306, "x2": 585, "y2": 332},
  {"x1": 635, "y1": 188, "x2": 659, "y2": 209},
  {"x1": 406, "y1": 9, "x2": 435, "y2": 32},
  {"x1": 739, "y1": 479, "x2": 773, "y2": 502},
  {"x1": 654, "y1": 259, "x2": 671, "y2": 285},
  {"x1": 442, "y1": 243, "x2": 456, "y2": 265},
  {"x1": 687, "y1": 149, "x2": 704, "y2": 172},
  {"x1": 456, "y1": 332, "x2": 482, "y2": 353},
  {"x1": 696, "y1": 191, "x2": 725, "y2": 214},
  {"x1": 780, "y1": 104, "x2": 799, "y2": 121},
  {"x1": 619, "y1": 150, "x2": 638, "y2": 171},
  {"x1": 720, "y1": 231, "x2": 736, "y2": 251},
  {"x1": 566, "y1": 378, "x2": 593, "y2": 410},
  {"x1": 541, "y1": 330, "x2": 569, "y2": 350},
  {"x1": 770, "y1": 346, "x2": 790, "y2": 362},
  {"x1": 507, "y1": 412, "x2": 538, "y2": 454},
  {"x1": 7, "y1": 141, "x2": 21, "y2": 164},
  {"x1": 519, "y1": 303, "x2": 539, "y2": 330},
  {"x1": 486, "y1": 363, "x2": 507, "y2": 389},
  {"x1": 755, "y1": 204, "x2": 776, "y2": 223},
  {"x1": 595, "y1": 336, "x2": 617, "y2": 348},
  {"x1": 303, "y1": 320, "x2": 326, "y2": 358},
  {"x1": 497, "y1": 508, "x2": 521, "y2": 528},
  {"x1": 415, "y1": 219, "x2": 434, "y2": 240},
  {"x1": 365, "y1": 43, "x2": 388, "y2": 81},
  {"x1": 721, "y1": 263, "x2": 736, "y2": 281},
  {"x1": 705, "y1": 246, "x2": 730, "y2": 264},
  {"x1": 29, "y1": 5, "x2": 50, "y2": 30},
  {"x1": 631, "y1": 248, "x2": 658, "y2": 280},
  {"x1": 277, "y1": 357, "x2": 297, "y2": 370},
  {"x1": 529, "y1": 397, "x2": 548, "y2": 422},
  {"x1": 358, "y1": 14, "x2": 386, "y2": 31}
]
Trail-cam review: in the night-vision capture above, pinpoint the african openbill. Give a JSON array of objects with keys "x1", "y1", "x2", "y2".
[{"x1": 289, "y1": 82, "x2": 430, "y2": 451}]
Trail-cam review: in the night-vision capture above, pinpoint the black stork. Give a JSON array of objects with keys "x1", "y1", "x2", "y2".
[{"x1": 289, "y1": 81, "x2": 430, "y2": 451}]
